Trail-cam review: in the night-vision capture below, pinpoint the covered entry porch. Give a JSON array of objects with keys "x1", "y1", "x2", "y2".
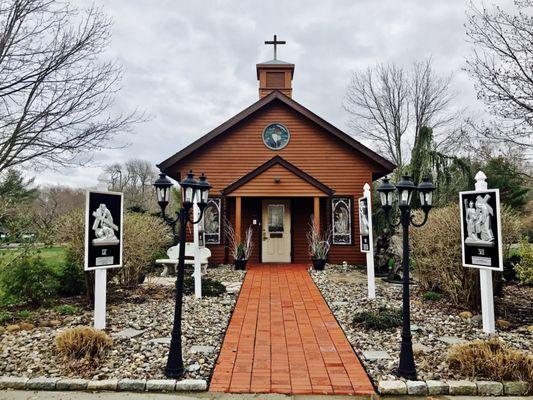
[
  {"x1": 220, "y1": 155, "x2": 333, "y2": 264},
  {"x1": 225, "y1": 196, "x2": 325, "y2": 264}
]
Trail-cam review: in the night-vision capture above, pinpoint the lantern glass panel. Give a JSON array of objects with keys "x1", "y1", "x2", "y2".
[
  {"x1": 399, "y1": 189, "x2": 413, "y2": 206},
  {"x1": 380, "y1": 192, "x2": 387, "y2": 206},
  {"x1": 420, "y1": 191, "x2": 433, "y2": 207},
  {"x1": 202, "y1": 189, "x2": 209, "y2": 203},
  {"x1": 195, "y1": 188, "x2": 202, "y2": 204},
  {"x1": 157, "y1": 187, "x2": 168, "y2": 203},
  {"x1": 184, "y1": 187, "x2": 194, "y2": 203}
]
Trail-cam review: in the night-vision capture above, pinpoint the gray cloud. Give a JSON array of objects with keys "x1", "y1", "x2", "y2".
[{"x1": 34, "y1": 0, "x2": 515, "y2": 187}]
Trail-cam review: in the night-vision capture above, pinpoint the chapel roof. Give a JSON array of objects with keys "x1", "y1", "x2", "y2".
[{"x1": 157, "y1": 90, "x2": 396, "y2": 174}]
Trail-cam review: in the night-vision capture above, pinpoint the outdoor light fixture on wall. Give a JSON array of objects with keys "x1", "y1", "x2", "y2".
[
  {"x1": 376, "y1": 175, "x2": 435, "y2": 380},
  {"x1": 153, "y1": 170, "x2": 211, "y2": 378}
]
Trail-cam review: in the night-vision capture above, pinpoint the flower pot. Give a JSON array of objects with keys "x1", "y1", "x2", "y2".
[
  {"x1": 312, "y1": 258, "x2": 326, "y2": 271},
  {"x1": 234, "y1": 259, "x2": 248, "y2": 270}
]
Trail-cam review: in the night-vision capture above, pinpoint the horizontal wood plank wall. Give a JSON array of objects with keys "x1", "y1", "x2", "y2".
[
  {"x1": 170, "y1": 100, "x2": 383, "y2": 266},
  {"x1": 241, "y1": 198, "x2": 261, "y2": 264},
  {"x1": 292, "y1": 197, "x2": 313, "y2": 263},
  {"x1": 230, "y1": 164, "x2": 327, "y2": 197}
]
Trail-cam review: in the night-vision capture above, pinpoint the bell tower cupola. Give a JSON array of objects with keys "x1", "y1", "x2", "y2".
[{"x1": 256, "y1": 35, "x2": 295, "y2": 99}]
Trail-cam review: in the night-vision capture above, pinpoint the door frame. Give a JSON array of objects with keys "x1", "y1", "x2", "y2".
[{"x1": 260, "y1": 198, "x2": 292, "y2": 263}]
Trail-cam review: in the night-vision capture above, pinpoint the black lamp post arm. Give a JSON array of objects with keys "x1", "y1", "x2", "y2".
[
  {"x1": 409, "y1": 209, "x2": 430, "y2": 228},
  {"x1": 187, "y1": 206, "x2": 206, "y2": 225}
]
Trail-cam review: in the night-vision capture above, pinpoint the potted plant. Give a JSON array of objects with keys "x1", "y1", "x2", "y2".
[
  {"x1": 225, "y1": 220, "x2": 253, "y2": 270},
  {"x1": 307, "y1": 218, "x2": 331, "y2": 270}
]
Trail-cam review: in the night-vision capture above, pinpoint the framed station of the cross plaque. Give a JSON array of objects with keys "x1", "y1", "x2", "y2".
[
  {"x1": 358, "y1": 196, "x2": 371, "y2": 253},
  {"x1": 459, "y1": 189, "x2": 503, "y2": 271},
  {"x1": 84, "y1": 190, "x2": 124, "y2": 271}
]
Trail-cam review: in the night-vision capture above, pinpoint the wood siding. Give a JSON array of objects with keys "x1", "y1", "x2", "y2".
[
  {"x1": 229, "y1": 163, "x2": 328, "y2": 197},
  {"x1": 169, "y1": 100, "x2": 386, "y2": 266}
]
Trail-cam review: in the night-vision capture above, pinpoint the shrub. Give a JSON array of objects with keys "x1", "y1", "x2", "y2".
[
  {"x1": 522, "y1": 200, "x2": 533, "y2": 241},
  {"x1": 53, "y1": 209, "x2": 172, "y2": 291},
  {"x1": 118, "y1": 212, "x2": 172, "y2": 287},
  {"x1": 352, "y1": 306, "x2": 402, "y2": 330},
  {"x1": 514, "y1": 239, "x2": 533, "y2": 285},
  {"x1": 17, "y1": 310, "x2": 33, "y2": 319},
  {"x1": 183, "y1": 275, "x2": 226, "y2": 297},
  {"x1": 422, "y1": 291, "x2": 442, "y2": 301},
  {"x1": 57, "y1": 251, "x2": 86, "y2": 297},
  {"x1": 53, "y1": 304, "x2": 80, "y2": 315},
  {"x1": 448, "y1": 338, "x2": 533, "y2": 387},
  {"x1": 0, "y1": 252, "x2": 59, "y2": 306},
  {"x1": 55, "y1": 326, "x2": 112, "y2": 371},
  {"x1": 0, "y1": 311, "x2": 13, "y2": 324},
  {"x1": 411, "y1": 204, "x2": 522, "y2": 309}
]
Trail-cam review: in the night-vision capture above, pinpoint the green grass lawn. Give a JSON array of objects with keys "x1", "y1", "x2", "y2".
[{"x1": 0, "y1": 246, "x2": 67, "y2": 267}]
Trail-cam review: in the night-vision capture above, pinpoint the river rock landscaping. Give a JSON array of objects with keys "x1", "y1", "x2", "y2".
[
  {"x1": 311, "y1": 264, "x2": 532, "y2": 385},
  {"x1": 0, "y1": 264, "x2": 245, "y2": 383}
]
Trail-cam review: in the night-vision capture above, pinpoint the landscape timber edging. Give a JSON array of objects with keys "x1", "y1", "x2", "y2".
[
  {"x1": 377, "y1": 379, "x2": 530, "y2": 396},
  {"x1": 0, "y1": 376, "x2": 207, "y2": 392}
]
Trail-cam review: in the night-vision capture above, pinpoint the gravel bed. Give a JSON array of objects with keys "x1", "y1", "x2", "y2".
[
  {"x1": 0, "y1": 264, "x2": 244, "y2": 382},
  {"x1": 310, "y1": 264, "x2": 532, "y2": 384}
]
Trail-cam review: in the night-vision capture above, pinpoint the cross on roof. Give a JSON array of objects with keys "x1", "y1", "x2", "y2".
[{"x1": 264, "y1": 34, "x2": 286, "y2": 60}]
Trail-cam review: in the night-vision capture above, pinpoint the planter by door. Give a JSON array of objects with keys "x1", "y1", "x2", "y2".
[
  {"x1": 312, "y1": 258, "x2": 326, "y2": 271},
  {"x1": 234, "y1": 259, "x2": 248, "y2": 270}
]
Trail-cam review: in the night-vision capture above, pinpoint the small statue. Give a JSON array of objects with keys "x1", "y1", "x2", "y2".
[
  {"x1": 375, "y1": 248, "x2": 389, "y2": 277},
  {"x1": 374, "y1": 227, "x2": 391, "y2": 276},
  {"x1": 386, "y1": 255, "x2": 403, "y2": 283},
  {"x1": 464, "y1": 194, "x2": 495, "y2": 246},
  {"x1": 92, "y1": 203, "x2": 119, "y2": 246}
]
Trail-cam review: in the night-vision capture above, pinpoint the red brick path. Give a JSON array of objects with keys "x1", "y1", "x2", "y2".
[{"x1": 210, "y1": 264, "x2": 375, "y2": 395}]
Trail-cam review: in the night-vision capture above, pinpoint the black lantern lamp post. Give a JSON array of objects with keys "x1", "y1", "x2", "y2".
[
  {"x1": 377, "y1": 175, "x2": 435, "y2": 380},
  {"x1": 153, "y1": 170, "x2": 211, "y2": 378}
]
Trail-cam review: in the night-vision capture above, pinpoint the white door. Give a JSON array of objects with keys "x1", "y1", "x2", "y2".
[{"x1": 262, "y1": 200, "x2": 291, "y2": 263}]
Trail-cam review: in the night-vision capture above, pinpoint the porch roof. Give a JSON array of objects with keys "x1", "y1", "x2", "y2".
[{"x1": 221, "y1": 155, "x2": 335, "y2": 197}]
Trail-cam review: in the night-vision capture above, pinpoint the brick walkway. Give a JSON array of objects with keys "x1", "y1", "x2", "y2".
[{"x1": 210, "y1": 264, "x2": 374, "y2": 395}]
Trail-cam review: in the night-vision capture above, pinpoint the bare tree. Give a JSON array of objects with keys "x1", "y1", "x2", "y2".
[
  {"x1": 411, "y1": 59, "x2": 464, "y2": 153},
  {"x1": 105, "y1": 158, "x2": 157, "y2": 211},
  {"x1": 0, "y1": 0, "x2": 140, "y2": 173},
  {"x1": 465, "y1": 0, "x2": 533, "y2": 148},
  {"x1": 344, "y1": 64, "x2": 410, "y2": 169},
  {"x1": 344, "y1": 59, "x2": 463, "y2": 172},
  {"x1": 33, "y1": 185, "x2": 84, "y2": 233}
]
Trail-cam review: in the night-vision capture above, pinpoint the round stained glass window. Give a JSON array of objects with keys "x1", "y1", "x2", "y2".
[{"x1": 262, "y1": 123, "x2": 290, "y2": 150}]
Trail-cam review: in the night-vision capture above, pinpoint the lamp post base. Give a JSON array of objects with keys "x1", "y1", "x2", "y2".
[
  {"x1": 164, "y1": 365, "x2": 185, "y2": 379},
  {"x1": 397, "y1": 368, "x2": 416, "y2": 381}
]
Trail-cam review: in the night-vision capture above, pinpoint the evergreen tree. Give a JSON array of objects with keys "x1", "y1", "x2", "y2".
[{"x1": 484, "y1": 157, "x2": 530, "y2": 210}]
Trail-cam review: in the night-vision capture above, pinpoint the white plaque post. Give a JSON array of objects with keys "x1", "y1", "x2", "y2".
[
  {"x1": 475, "y1": 171, "x2": 495, "y2": 334},
  {"x1": 94, "y1": 177, "x2": 108, "y2": 330},
  {"x1": 193, "y1": 200, "x2": 202, "y2": 299},
  {"x1": 363, "y1": 183, "x2": 376, "y2": 299}
]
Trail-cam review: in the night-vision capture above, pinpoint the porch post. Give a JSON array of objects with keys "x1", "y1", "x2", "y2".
[
  {"x1": 313, "y1": 197, "x2": 320, "y2": 231},
  {"x1": 235, "y1": 196, "x2": 242, "y2": 240}
]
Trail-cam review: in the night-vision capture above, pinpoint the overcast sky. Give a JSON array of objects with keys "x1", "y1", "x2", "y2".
[{"x1": 34, "y1": 0, "x2": 514, "y2": 188}]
